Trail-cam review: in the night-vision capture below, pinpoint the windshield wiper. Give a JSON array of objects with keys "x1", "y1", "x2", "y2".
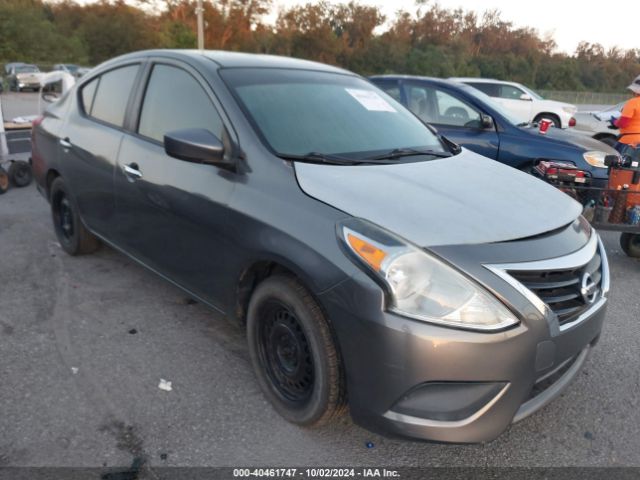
[
  {"x1": 278, "y1": 152, "x2": 397, "y2": 166},
  {"x1": 370, "y1": 147, "x2": 453, "y2": 161}
]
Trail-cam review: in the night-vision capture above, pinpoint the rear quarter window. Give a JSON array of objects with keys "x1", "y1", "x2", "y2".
[
  {"x1": 85, "y1": 64, "x2": 139, "y2": 127},
  {"x1": 80, "y1": 78, "x2": 98, "y2": 114}
]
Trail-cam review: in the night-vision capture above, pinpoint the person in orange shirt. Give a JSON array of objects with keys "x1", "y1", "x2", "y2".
[{"x1": 614, "y1": 75, "x2": 640, "y2": 148}]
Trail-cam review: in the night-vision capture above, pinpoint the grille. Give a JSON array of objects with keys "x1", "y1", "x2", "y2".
[{"x1": 508, "y1": 250, "x2": 602, "y2": 326}]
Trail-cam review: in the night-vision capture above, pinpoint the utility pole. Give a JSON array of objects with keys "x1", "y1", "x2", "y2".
[{"x1": 196, "y1": 0, "x2": 204, "y2": 50}]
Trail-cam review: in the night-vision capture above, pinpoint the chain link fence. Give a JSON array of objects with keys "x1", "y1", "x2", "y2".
[{"x1": 538, "y1": 90, "x2": 630, "y2": 106}]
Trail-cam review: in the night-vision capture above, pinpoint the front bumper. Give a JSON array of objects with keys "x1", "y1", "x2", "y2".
[
  {"x1": 17, "y1": 81, "x2": 40, "y2": 89},
  {"x1": 319, "y1": 231, "x2": 608, "y2": 443}
]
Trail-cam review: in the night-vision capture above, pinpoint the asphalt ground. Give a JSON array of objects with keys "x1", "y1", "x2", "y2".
[{"x1": 1, "y1": 92, "x2": 639, "y2": 470}]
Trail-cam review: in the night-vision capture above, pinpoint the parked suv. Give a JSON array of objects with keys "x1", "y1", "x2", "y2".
[
  {"x1": 452, "y1": 77, "x2": 577, "y2": 128},
  {"x1": 32, "y1": 50, "x2": 609, "y2": 443}
]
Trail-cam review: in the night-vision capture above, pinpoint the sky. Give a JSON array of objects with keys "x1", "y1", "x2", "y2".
[{"x1": 266, "y1": 0, "x2": 640, "y2": 55}]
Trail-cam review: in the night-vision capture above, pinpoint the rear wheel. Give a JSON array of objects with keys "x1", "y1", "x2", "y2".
[
  {"x1": 247, "y1": 275, "x2": 345, "y2": 426},
  {"x1": 50, "y1": 177, "x2": 100, "y2": 255},
  {"x1": 534, "y1": 113, "x2": 561, "y2": 128},
  {"x1": 620, "y1": 233, "x2": 640, "y2": 258},
  {"x1": 0, "y1": 168, "x2": 9, "y2": 194},
  {"x1": 8, "y1": 161, "x2": 32, "y2": 187}
]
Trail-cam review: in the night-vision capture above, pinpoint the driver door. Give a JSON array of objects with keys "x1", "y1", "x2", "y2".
[{"x1": 402, "y1": 82, "x2": 500, "y2": 160}]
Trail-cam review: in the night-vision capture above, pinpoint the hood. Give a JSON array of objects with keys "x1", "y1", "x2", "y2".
[
  {"x1": 295, "y1": 149, "x2": 582, "y2": 247},
  {"x1": 521, "y1": 125, "x2": 618, "y2": 153},
  {"x1": 540, "y1": 99, "x2": 576, "y2": 113},
  {"x1": 16, "y1": 72, "x2": 43, "y2": 80}
]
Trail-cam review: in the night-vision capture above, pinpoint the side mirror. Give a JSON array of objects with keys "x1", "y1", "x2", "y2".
[
  {"x1": 519, "y1": 93, "x2": 532, "y2": 101},
  {"x1": 164, "y1": 128, "x2": 233, "y2": 169},
  {"x1": 481, "y1": 114, "x2": 494, "y2": 129}
]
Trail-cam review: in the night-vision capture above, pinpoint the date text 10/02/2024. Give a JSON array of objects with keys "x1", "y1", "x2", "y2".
[{"x1": 232, "y1": 468, "x2": 401, "y2": 478}]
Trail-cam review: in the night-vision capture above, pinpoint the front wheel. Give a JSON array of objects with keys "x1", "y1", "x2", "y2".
[
  {"x1": 620, "y1": 233, "x2": 640, "y2": 258},
  {"x1": 247, "y1": 275, "x2": 346, "y2": 426},
  {"x1": 50, "y1": 177, "x2": 100, "y2": 255}
]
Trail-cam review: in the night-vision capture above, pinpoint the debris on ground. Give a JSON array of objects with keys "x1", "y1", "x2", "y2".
[{"x1": 158, "y1": 379, "x2": 172, "y2": 392}]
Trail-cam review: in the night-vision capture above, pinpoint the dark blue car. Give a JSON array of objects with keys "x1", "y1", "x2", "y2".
[{"x1": 369, "y1": 75, "x2": 616, "y2": 184}]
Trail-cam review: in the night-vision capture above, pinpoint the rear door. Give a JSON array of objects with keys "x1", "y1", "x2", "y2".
[
  {"x1": 113, "y1": 60, "x2": 237, "y2": 307},
  {"x1": 401, "y1": 82, "x2": 500, "y2": 159},
  {"x1": 59, "y1": 63, "x2": 141, "y2": 236}
]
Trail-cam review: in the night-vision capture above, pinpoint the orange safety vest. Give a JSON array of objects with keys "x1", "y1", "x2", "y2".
[{"x1": 618, "y1": 96, "x2": 640, "y2": 145}]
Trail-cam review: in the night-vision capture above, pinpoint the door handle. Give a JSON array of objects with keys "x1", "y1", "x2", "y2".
[
  {"x1": 59, "y1": 137, "x2": 72, "y2": 149},
  {"x1": 123, "y1": 162, "x2": 142, "y2": 180}
]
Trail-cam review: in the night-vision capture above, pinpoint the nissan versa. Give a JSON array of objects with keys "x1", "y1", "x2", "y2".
[{"x1": 32, "y1": 50, "x2": 609, "y2": 443}]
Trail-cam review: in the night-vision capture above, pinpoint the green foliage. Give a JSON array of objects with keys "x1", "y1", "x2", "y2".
[
  {"x1": 0, "y1": 0, "x2": 87, "y2": 64},
  {"x1": 0, "y1": 0, "x2": 638, "y2": 93}
]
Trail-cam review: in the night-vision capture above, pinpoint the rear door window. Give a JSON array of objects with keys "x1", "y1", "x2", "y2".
[
  {"x1": 137, "y1": 64, "x2": 223, "y2": 143},
  {"x1": 467, "y1": 82, "x2": 500, "y2": 97},
  {"x1": 89, "y1": 64, "x2": 139, "y2": 127}
]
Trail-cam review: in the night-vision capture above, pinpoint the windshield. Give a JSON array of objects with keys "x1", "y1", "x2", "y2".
[
  {"x1": 602, "y1": 102, "x2": 625, "y2": 114},
  {"x1": 221, "y1": 68, "x2": 446, "y2": 159},
  {"x1": 64, "y1": 64, "x2": 79, "y2": 73},
  {"x1": 458, "y1": 84, "x2": 524, "y2": 125},
  {"x1": 16, "y1": 65, "x2": 39, "y2": 74}
]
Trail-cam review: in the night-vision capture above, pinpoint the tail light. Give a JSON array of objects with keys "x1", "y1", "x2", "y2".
[
  {"x1": 31, "y1": 116, "x2": 44, "y2": 129},
  {"x1": 569, "y1": 117, "x2": 576, "y2": 127},
  {"x1": 30, "y1": 116, "x2": 45, "y2": 178}
]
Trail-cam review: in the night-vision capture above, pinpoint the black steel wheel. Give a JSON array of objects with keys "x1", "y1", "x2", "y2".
[
  {"x1": 620, "y1": 233, "x2": 640, "y2": 258},
  {"x1": 8, "y1": 161, "x2": 32, "y2": 187},
  {"x1": 257, "y1": 301, "x2": 315, "y2": 404},
  {"x1": 50, "y1": 177, "x2": 100, "y2": 255},
  {"x1": 0, "y1": 168, "x2": 9, "y2": 195},
  {"x1": 247, "y1": 275, "x2": 345, "y2": 426}
]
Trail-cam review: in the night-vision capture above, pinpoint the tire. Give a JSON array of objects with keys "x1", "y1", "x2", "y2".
[
  {"x1": 620, "y1": 233, "x2": 640, "y2": 258},
  {"x1": 247, "y1": 275, "x2": 345, "y2": 426},
  {"x1": 50, "y1": 177, "x2": 100, "y2": 255},
  {"x1": 534, "y1": 113, "x2": 561, "y2": 128},
  {"x1": 8, "y1": 161, "x2": 32, "y2": 187},
  {"x1": 0, "y1": 168, "x2": 9, "y2": 195}
]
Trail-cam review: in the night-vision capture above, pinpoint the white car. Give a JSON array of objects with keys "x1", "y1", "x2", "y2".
[
  {"x1": 572, "y1": 103, "x2": 622, "y2": 147},
  {"x1": 451, "y1": 78, "x2": 577, "y2": 128}
]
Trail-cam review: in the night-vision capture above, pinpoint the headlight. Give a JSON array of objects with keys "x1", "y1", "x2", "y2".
[
  {"x1": 562, "y1": 106, "x2": 577, "y2": 114},
  {"x1": 583, "y1": 151, "x2": 610, "y2": 168},
  {"x1": 339, "y1": 219, "x2": 519, "y2": 331}
]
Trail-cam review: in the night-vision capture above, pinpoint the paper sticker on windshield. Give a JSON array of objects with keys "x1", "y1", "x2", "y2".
[{"x1": 345, "y1": 88, "x2": 396, "y2": 112}]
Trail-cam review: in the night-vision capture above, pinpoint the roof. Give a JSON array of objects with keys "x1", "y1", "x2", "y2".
[
  {"x1": 450, "y1": 77, "x2": 519, "y2": 86},
  {"x1": 369, "y1": 74, "x2": 462, "y2": 88},
  {"x1": 102, "y1": 49, "x2": 352, "y2": 75}
]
